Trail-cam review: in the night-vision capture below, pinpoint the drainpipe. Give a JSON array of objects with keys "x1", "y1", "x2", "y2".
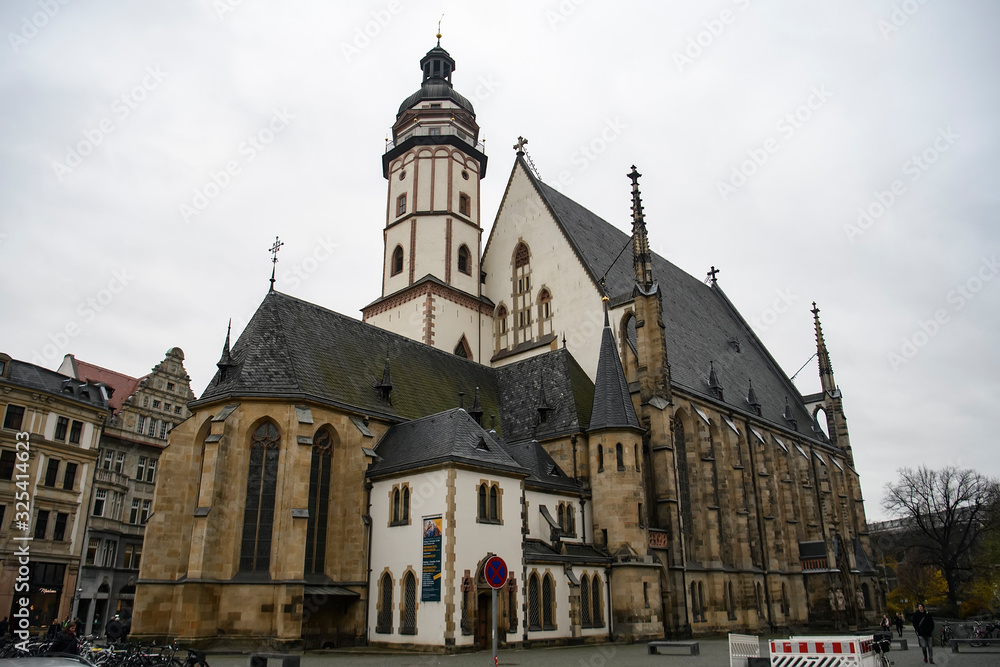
[{"x1": 362, "y1": 480, "x2": 373, "y2": 646}]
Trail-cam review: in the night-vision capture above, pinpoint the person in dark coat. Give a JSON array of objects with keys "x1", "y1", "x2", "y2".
[
  {"x1": 894, "y1": 612, "x2": 904, "y2": 637},
  {"x1": 105, "y1": 615, "x2": 124, "y2": 643},
  {"x1": 47, "y1": 619, "x2": 60, "y2": 638},
  {"x1": 48, "y1": 621, "x2": 79, "y2": 655},
  {"x1": 913, "y1": 603, "x2": 935, "y2": 663}
]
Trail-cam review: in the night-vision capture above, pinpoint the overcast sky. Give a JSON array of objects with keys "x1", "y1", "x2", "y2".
[{"x1": 2, "y1": 0, "x2": 998, "y2": 522}]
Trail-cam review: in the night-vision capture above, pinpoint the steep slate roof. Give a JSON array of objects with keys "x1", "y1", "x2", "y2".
[
  {"x1": 515, "y1": 160, "x2": 822, "y2": 440},
  {"x1": 588, "y1": 311, "x2": 642, "y2": 432},
  {"x1": 4, "y1": 360, "x2": 109, "y2": 411},
  {"x1": 197, "y1": 291, "x2": 501, "y2": 424},
  {"x1": 504, "y1": 439, "x2": 582, "y2": 493},
  {"x1": 524, "y1": 539, "x2": 610, "y2": 564},
  {"x1": 368, "y1": 408, "x2": 527, "y2": 479},
  {"x1": 493, "y1": 348, "x2": 593, "y2": 441}
]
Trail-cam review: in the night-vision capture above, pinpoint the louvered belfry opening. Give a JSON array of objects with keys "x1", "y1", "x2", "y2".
[{"x1": 239, "y1": 422, "x2": 280, "y2": 573}]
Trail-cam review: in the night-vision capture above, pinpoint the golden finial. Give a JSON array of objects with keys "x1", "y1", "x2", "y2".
[{"x1": 436, "y1": 14, "x2": 444, "y2": 45}]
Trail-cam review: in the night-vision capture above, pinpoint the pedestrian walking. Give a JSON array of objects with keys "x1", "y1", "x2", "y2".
[
  {"x1": 913, "y1": 603, "x2": 935, "y2": 663},
  {"x1": 894, "y1": 612, "x2": 904, "y2": 637},
  {"x1": 880, "y1": 613, "x2": 891, "y2": 633}
]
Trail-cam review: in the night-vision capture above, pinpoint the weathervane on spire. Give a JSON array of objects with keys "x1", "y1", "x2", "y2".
[
  {"x1": 706, "y1": 265, "x2": 720, "y2": 285},
  {"x1": 269, "y1": 235, "x2": 284, "y2": 291},
  {"x1": 513, "y1": 136, "x2": 527, "y2": 155},
  {"x1": 436, "y1": 13, "x2": 444, "y2": 46}
]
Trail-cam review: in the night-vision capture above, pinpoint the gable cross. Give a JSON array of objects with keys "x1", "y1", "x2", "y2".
[{"x1": 269, "y1": 235, "x2": 284, "y2": 291}]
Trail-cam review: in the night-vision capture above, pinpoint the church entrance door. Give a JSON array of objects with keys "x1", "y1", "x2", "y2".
[{"x1": 475, "y1": 592, "x2": 492, "y2": 649}]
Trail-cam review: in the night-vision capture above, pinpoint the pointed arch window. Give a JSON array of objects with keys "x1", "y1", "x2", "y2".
[
  {"x1": 542, "y1": 573, "x2": 556, "y2": 630},
  {"x1": 495, "y1": 303, "x2": 509, "y2": 353},
  {"x1": 580, "y1": 574, "x2": 591, "y2": 627},
  {"x1": 616, "y1": 443, "x2": 625, "y2": 471},
  {"x1": 402, "y1": 487, "x2": 410, "y2": 522},
  {"x1": 457, "y1": 244, "x2": 471, "y2": 275},
  {"x1": 401, "y1": 571, "x2": 417, "y2": 635},
  {"x1": 489, "y1": 485, "x2": 498, "y2": 521},
  {"x1": 728, "y1": 581, "x2": 737, "y2": 620},
  {"x1": 597, "y1": 444, "x2": 604, "y2": 473},
  {"x1": 454, "y1": 336, "x2": 471, "y2": 359},
  {"x1": 393, "y1": 488, "x2": 401, "y2": 523},
  {"x1": 376, "y1": 572, "x2": 393, "y2": 634},
  {"x1": 512, "y1": 242, "x2": 533, "y2": 343},
  {"x1": 592, "y1": 574, "x2": 603, "y2": 627},
  {"x1": 239, "y1": 421, "x2": 280, "y2": 573},
  {"x1": 691, "y1": 582, "x2": 700, "y2": 621},
  {"x1": 304, "y1": 428, "x2": 333, "y2": 575},
  {"x1": 537, "y1": 288, "x2": 552, "y2": 336},
  {"x1": 390, "y1": 484, "x2": 410, "y2": 526},
  {"x1": 478, "y1": 483, "x2": 487, "y2": 520},
  {"x1": 674, "y1": 416, "x2": 694, "y2": 539},
  {"x1": 391, "y1": 245, "x2": 404, "y2": 276},
  {"x1": 528, "y1": 573, "x2": 541, "y2": 631}
]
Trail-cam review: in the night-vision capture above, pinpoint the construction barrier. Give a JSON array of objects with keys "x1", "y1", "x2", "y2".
[
  {"x1": 769, "y1": 636, "x2": 878, "y2": 667},
  {"x1": 730, "y1": 633, "x2": 761, "y2": 667}
]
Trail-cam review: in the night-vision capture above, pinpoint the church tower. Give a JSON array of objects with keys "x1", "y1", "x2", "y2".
[{"x1": 362, "y1": 38, "x2": 493, "y2": 362}]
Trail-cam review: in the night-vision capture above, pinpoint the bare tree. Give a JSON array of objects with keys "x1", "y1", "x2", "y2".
[{"x1": 882, "y1": 466, "x2": 999, "y2": 609}]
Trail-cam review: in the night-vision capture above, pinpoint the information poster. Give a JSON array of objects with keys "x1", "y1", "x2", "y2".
[{"x1": 421, "y1": 516, "x2": 442, "y2": 602}]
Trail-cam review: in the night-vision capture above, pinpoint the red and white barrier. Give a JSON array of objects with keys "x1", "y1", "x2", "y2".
[{"x1": 769, "y1": 636, "x2": 878, "y2": 667}]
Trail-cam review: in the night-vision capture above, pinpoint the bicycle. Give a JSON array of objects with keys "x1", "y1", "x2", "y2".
[
  {"x1": 872, "y1": 634, "x2": 893, "y2": 667},
  {"x1": 939, "y1": 621, "x2": 953, "y2": 647},
  {"x1": 969, "y1": 620, "x2": 996, "y2": 647}
]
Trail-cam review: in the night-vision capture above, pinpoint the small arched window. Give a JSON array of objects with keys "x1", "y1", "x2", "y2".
[
  {"x1": 597, "y1": 445, "x2": 604, "y2": 472},
  {"x1": 567, "y1": 505, "x2": 575, "y2": 536},
  {"x1": 489, "y1": 485, "x2": 499, "y2": 522},
  {"x1": 591, "y1": 574, "x2": 603, "y2": 627},
  {"x1": 634, "y1": 444, "x2": 640, "y2": 471},
  {"x1": 691, "y1": 582, "x2": 700, "y2": 621},
  {"x1": 478, "y1": 483, "x2": 488, "y2": 521},
  {"x1": 392, "y1": 488, "x2": 401, "y2": 523},
  {"x1": 401, "y1": 571, "x2": 417, "y2": 635},
  {"x1": 580, "y1": 573, "x2": 591, "y2": 626},
  {"x1": 542, "y1": 574, "x2": 555, "y2": 629},
  {"x1": 376, "y1": 572, "x2": 393, "y2": 633},
  {"x1": 537, "y1": 289, "x2": 552, "y2": 336},
  {"x1": 528, "y1": 573, "x2": 541, "y2": 630},
  {"x1": 457, "y1": 245, "x2": 471, "y2": 275},
  {"x1": 391, "y1": 245, "x2": 404, "y2": 276},
  {"x1": 402, "y1": 487, "x2": 410, "y2": 522},
  {"x1": 616, "y1": 443, "x2": 624, "y2": 471}
]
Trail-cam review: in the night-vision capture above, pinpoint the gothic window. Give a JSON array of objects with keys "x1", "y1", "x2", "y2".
[
  {"x1": 580, "y1": 574, "x2": 591, "y2": 627},
  {"x1": 305, "y1": 428, "x2": 333, "y2": 575},
  {"x1": 537, "y1": 288, "x2": 552, "y2": 336},
  {"x1": 376, "y1": 572, "x2": 393, "y2": 634},
  {"x1": 402, "y1": 487, "x2": 410, "y2": 522},
  {"x1": 478, "y1": 483, "x2": 487, "y2": 521},
  {"x1": 401, "y1": 572, "x2": 417, "y2": 635},
  {"x1": 393, "y1": 488, "x2": 401, "y2": 523},
  {"x1": 567, "y1": 505, "x2": 575, "y2": 536},
  {"x1": 542, "y1": 573, "x2": 555, "y2": 630},
  {"x1": 728, "y1": 581, "x2": 737, "y2": 620},
  {"x1": 557, "y1": 504, "x2": 564, "y2": 532},
  {"x1": 457, "y1": 244, "x2": 471, "y2": 275},
  {"x1": 495, "y1": 304, "x2": 509, "y2": 352},
  {"x1": 597, "y1": 445, "x2": 604, "y2": 472},
  {"x1": 489, "y1": 485, "x2": 498, "y2": 521},
  {"x1": 756, "y1": 582, "x2": 763, "y2": 614},
  {"x1": 454, "y1": 336, "x2": 471, "y2": 358},
  {"x1": 512, "y1": 242, "x2": 533, "y2": 343},
  {"x1": 698, "y1": 581, "x2": 706, "y2": 621},
  {"x1": 391, "y1": 245, "x2": 404, "y2": 276},
  {"x1": 674, "y1": 416, "x2": 694, "y2": 539},
  {"x1": 634, "y1": 444, "x2": 640, "y2": 472},
  {"x1": 458, "y1": 193, "x2": 470, "y2": 217},
  {"x1": 239, "y1": 421, "x2": 280, "y2": 573},
  {"x1": 591, "y1": 574, "x2": 603, "y2": 627},
  {"x1": 690, "y1": 582, "x2": 700, "y2": 621},
  {"x1": 616, "y1": 443, "x2": 624, "y2": 471},
  {"x1": 528, "y1": 573, "x2": 541, "y2": 630},
  {"x1": 396, "y1": 193, "x2": 406, "y2": 217}
]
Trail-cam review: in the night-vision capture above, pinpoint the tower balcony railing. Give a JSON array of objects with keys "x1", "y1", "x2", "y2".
[{"x1": 385, "y1": 125, "x2": 485, "y2": 154}]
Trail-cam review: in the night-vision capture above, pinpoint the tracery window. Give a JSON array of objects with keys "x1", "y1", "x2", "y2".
[
  {"x1": 528, "y1": 573, "x2": 541, "y2": 631},
  {"x1": 304, "y1": 428, "x2": 332, "y2": 574},
  {"x1": 376, "y1": 572, "x2": 393, "y2": 633},
  {"x1": 239, "y1": 421, "x2": 280, "y2": 573},
  {"x1": 542, "y1": 573, "x2": 556, "y2": 630},
  {"x1": 401, "y1": 571, "x2": 417, "y2": 634},
  {"x1": 512, "y1": 242, "x2": 533, "y2": 343}
]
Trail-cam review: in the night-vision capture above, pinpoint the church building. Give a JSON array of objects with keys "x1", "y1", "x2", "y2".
[{"x1": 132, "y1": 39, "x2": 881, "y2": 650}]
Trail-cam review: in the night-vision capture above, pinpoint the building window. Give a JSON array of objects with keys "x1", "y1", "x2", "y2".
[
  {"x1": 167, "y1": 381, "x2": 175, "y2": 390},
  {"x1": 635, "y1": 444, "x2": 641, "y2": 472},
  {"x1": 512, "y1": 242, "x2": 533, "y2": 342},
  {"x1": 391, "y1": 245, "x2": 404, "y2": 276},
  {"x1": 136, "y1": 457, "x2": 147, "y2": 480},
  {"x1": 44, "y1": 458, "x2": 59, "y2": 487},
  {"x1": 391, "y1": 484, "x2": 410, "y2": 526},
  {"x1": 727, "y1": 581, "x2": 737, "y2": 620},
  {"x1": 136, "y1": 416, "x2": 145, "y2": 434},
  {"x1": 528, "y1": 573, "x2": 541, "y2": 631},
  {"x1": 145, "y1": 459, "x2": 156, "y2": 483},
  {"x1": 580, "y1": 574, "x2": 591, "y2": 627},
  {"x1": 93, "y1": 488, "x2": 107, "y2": 516},
  {"x1": 495, "y1": 304, "x2": 509, "y2": 352},
  {"x1": 152, "y1": 400, "x2": 160, "y2": 409},
  {"x1": 174, "y1": 405, "x2": 182, "y2": 414},
  {"x1": 85, "y1": 538, "x2": 99, "y2": 565},
  {"x1": 457, "y1": 245, "x2": 471, "y2": 275},
  {"x1": 68, "y1": 420, "x2": 82, "y2": 444},
  {"x1": 542, "y1": 574, "x2": 556, "y2": 630},
  {"x1": 55, "y1": 417, "x2": 69, "y2": 441},
  {"x1": 674, "y1": 416, "x2": 694, "y2": 539},
  {"x1": 101, "y1": 540, "x2": 118, "y2": 568},
  {"x1": 129, "y1": 499, "x2": 140, "y2": 524},
  {"x1": 239, "y1": 421, "x2": 281, "y2": 573},
  {"x1": 537, "y1": 289, "x2": 552, "y2": 336},
  {"x1": 402, "y1": 487, "x2": 410, "y2": 522},
  {"x1": 0, "y1": 450, "x2": 15, "y2": 479},
  {"x1": 305, "y1": 428, "x2": 333, "y2": 575},
  {"x1": 102, "y1": 450, "x2": 113, "y2": 470},
  {"x1": 147, "y1": 419, "x2": 157, "y2": 437},
  {"x1": 428, "y1": 127, "x2": 440, "y2": 136},
  {"x1": 592, "y1": 574, "x2": 603, "y2": 627},
  {"x1": 401, "y1": 571, "x2": 417, "y2": 635},
  {"x1": 140, "y1": 499, "x2": 152, "y2": 524},
  {"x1": 597, "y1": 445, "x2": 604, "y2": 472},
  {"x1": 114, "y1": 452, "x2": 125, "y2": 473},
  {"x1": 3, "y1": 404, "x2": 25, "y2": 430},
  {"x1": 396, "y1": 193, "x2": 407, "y2": 217},
  {"x1": 477, "y1": 482, "x2": 501, "y2": 524},
  {"x1": 53, "y1": 512, "x2": 68, "y2": 541},
  {"x1": 376, "y1": 572, "x2": 393, "y2": 634},
  {"x1": 123, "y1": 544, "x2": 142, "y2": 569},
  {"x1": 159, "y1": 421, "x2": 168, "y2": 439},
  {"x1": 34, "y1": 510, "x2": 49, "y2": 539},
  {"x1": 458, "y1": 193, "x2": 470, "y2": 217},
  {"x1": 489, "y1": 485, "x2": 499, "y2": 521},
  {"x1": 616, "y1": 443, "x2": 624, "y2": 471},
  {"x1": 63, "y1": 462, "x2": 77, "y2": 490},
  {"x1": 110, "y1": 491, "x2": 124, "y2": 521}
]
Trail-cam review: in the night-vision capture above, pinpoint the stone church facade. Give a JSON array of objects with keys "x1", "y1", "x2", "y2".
[{"x1": 133, "y1": 41, "x2": 881, "y2": 649}]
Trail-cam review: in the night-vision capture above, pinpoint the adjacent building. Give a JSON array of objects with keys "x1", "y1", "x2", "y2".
[
  {"x1": 0, "y1": 353, "x2": 108, "y2": 628},
  {"x1": 58, "y1": 349, "x2": 194, "y2": 635}
]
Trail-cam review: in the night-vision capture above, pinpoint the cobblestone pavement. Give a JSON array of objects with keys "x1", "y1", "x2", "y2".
[{"x1": 200, "y1": 629, "x2": 1000, "y2": 667}]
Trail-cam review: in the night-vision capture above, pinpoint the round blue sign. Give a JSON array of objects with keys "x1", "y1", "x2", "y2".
[{"x1": 484, "y1": 555, "x2": 507, "y2": 589}]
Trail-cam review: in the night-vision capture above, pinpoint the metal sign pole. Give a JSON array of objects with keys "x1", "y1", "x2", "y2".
[{"x1": 492, "y1": 586, "x2": 498, "y2": 665}]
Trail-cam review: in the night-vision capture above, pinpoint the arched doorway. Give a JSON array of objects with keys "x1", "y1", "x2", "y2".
[{"x1": 472, "y1": 557, "x2": 509, "y2": 650}]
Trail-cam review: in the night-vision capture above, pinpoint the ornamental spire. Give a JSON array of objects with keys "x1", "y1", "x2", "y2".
[
  {"x1": 812, "y1": 302, "x2": 837, "y2": 395},
  {"x1": 628, "y1": 166, "x2": 653, "y2": 289}
]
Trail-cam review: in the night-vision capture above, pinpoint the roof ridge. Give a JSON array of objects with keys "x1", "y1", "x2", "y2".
[{"x1": 74, "y1": 359, "x2": 140, "y2": 382}]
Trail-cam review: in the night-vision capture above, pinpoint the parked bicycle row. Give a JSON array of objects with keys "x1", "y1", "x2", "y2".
[{"x1": 0, "y1": 635, "x2": 209, "y2": 667}]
